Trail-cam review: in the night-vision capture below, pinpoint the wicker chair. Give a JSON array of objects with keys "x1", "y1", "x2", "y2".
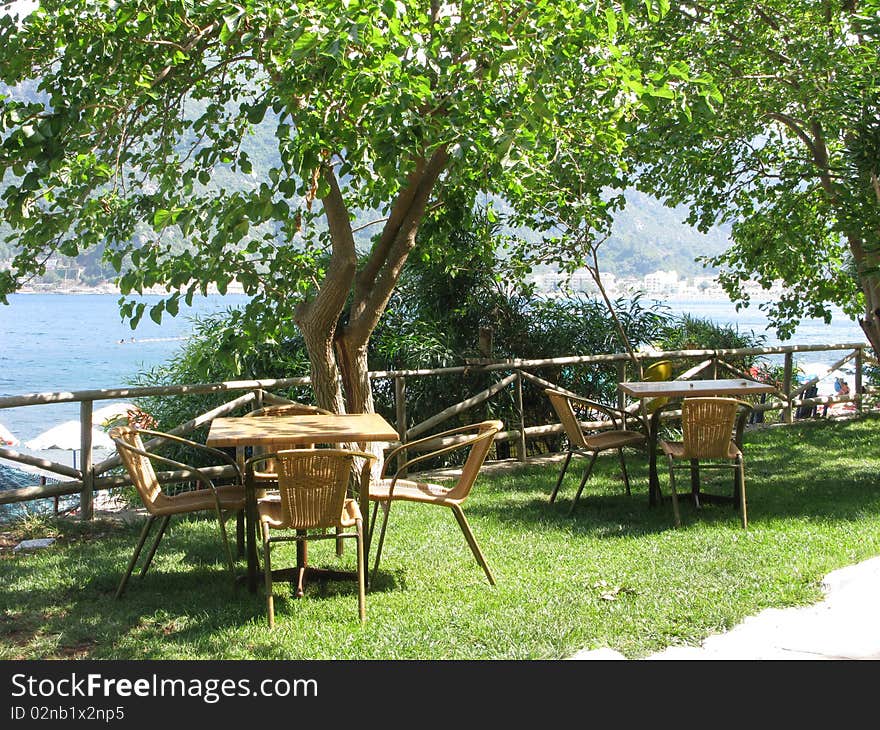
[
  {"x1": 659, "y1": 397, "x2": 752, "y2": 529},
  {"x1": 109, "y1": 426, "x2": 246, "y2": 599},
  {"x1": 368, "y1": 420, "x2": 502, "y2": 585},
  {"x1": 251, "y1": 448, "x2": 376, "y2": 627},
  {"x1": 545, "y1": 389, "x2": 647, "y2": 515},
  {"x1": 243, "y1": 403, "x2": 332, "y2": 483}
]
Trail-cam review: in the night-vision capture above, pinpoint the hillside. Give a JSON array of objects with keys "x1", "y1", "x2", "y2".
[
  {"x1": 2, "y1": 186, "x2": 731, "y2": 285},
  {"x1": 0, "y1": 80, "x2": 731, "y2": 284},
  {"x1": 501, "y1": 190, "x2": 730, "y2": 278}
]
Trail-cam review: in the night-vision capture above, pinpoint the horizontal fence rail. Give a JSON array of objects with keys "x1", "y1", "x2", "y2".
[{"x1": 0, "y1": 341, "x2": 871, "y2": 517}]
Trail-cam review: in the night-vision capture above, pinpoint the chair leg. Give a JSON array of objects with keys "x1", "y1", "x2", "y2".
[
  {"x1": 738, "y1": 456, "x2": 748, "y2": 530},
  {"x1": 370, "y1": 500, "x2": 393, "y2": 585},
  {"x1": 617, "y1": 449, "x2": 631, "y2": 496},
  {"x1": 356, "y1": 519, "x2": 366, "y2": 623},
  {"x1": 214, "y1": 506, "x2": 237, "y2": 583},
  {"x1": 261, "y1": 522, "x2": 274, "y2": 628},
  {"x1": 139, "y1": 514, "x2": 171, "y2": 578},
  {"x1": 368, "y1": 500, "x2": 381, "y2": 543},
  {"x1": 690, "y1": 459, "x2": 701, "y2": 508},
  {"x1": 568, "y1": 451, "x2": 598, "y2": 516},
  {"x1": 451, "y1": 504, "x2": 495, "y2": 585},
  {"x1": 549, "y1": 450, "x2": 573, "y2": 503},
  {"x1": 115, "y1": 516, "x2": 156, "y2": 599},
  {"x1": 335, "y1": 526, "x2": 344, "y2": 558},
  {"x1": 667, "y1": 456, "x2": 681, "y2": 528},
  {"x1": 295, "y1": 531, "x2": 307, "y2": 599}
]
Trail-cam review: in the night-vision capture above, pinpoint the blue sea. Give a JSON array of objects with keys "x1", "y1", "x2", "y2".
[
  {"x1": 0, "y1": 292, "x2": 865, "y2": 445},
  {"x1": 0, "y1": 293, "x2": 250, "y2": 444}
]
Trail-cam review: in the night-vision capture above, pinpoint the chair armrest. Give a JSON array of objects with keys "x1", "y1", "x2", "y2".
[
  {"x1": 380, "y1": 427, "x2": 497, "y2": 483},
  {"x1": 112, "y1": 438, "x2": 225, "y2": 495},
  {"x1": 383, "y1": 422, "x2": 497, "y2": 474},
  {"x1": 136, "y1": 428, "x2": 243, "y2": 482},
  {"x1": 559, "y1": 393, "x2": 649, "y2": 435}
]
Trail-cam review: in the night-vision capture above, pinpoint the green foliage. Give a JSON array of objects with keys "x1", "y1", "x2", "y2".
[
  {"x1": 630, "y1": 1, "x2": 880, "y2": 339},
  {"x1": 658, "y1": 312, "x2": 764, "y2": 362},
  {"x1": 0, "y1": 1, "x2": 674, "y2": 308}
]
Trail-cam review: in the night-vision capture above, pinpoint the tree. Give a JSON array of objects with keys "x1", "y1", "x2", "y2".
[
  {"x1": 628, "y1": 1, "x2": 880, "y2": 350},
  {"x1": 0, "y1": 1, "x2": 687, "y2": 420}
]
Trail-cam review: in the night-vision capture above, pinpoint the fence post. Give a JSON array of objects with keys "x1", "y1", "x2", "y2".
[
  {"x1": 783, "y1": 352, "x2": 794, "y2": 424},
  {"x1": 616, "y1": 360, "x2": 626, "y2": 421},
  {"x1": 395, "y1": 375, "x2": 408, "y2": 476},
  {"x1": 80, "y1": 400, "x2": 94, "y2": 521},
  {"x1": 711, "y1": 355, "x2": 718, "y2": 379},
  {"x1": 855, "y1": 347, "x2": 864, "y2": 414},
  {"x1": 516, "y1": 370, "x2": 527, "y2": 462},
  {"x1": 254, "y1": 388, "x2": 264, "y2": 411}
]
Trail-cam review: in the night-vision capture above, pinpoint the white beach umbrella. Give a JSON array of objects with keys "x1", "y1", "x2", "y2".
[
  {"x1": 24, "y1": 420, "x2": 114, "y2": 451},
  {"x1": 93, "y1": 402, "x2": 137, "y2": 427},
  {"x1": 0, "y1": 422, "x2": 19, "y2": 447}
]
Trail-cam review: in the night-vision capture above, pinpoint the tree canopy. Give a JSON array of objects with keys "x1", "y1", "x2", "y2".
[
  {"x1": 0, "y1": 1, "x2": 701, "y2": 414},
  {"x1": 630, "y1": 0, "x2": 880, "y2": 348}
]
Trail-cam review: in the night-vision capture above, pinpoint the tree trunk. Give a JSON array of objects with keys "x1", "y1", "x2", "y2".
[
  {"x1": 850, "y1": 232, "x2": 880, "y2": 353},
  {"x1": 299, "y1": 317, "x2": 346, "y2": 414},
  {"x1": 335, "y1": 333, "x2": 374, "y2": 415}
]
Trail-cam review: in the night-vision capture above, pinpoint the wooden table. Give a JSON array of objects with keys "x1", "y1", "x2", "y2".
[
  {"x1": 206, "y1": 413, "x2": 399, "y2": 593},
  {"x1": 618, "y1": 379, "x2": 777, "y2": 507}
]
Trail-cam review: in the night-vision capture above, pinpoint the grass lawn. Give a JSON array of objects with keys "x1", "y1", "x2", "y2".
[{"x1": 2, "y1": 414, "x2": 879, "y2": 660}]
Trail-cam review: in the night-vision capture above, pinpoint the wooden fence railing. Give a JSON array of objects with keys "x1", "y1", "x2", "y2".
[{"x1": 0, "y1": 341, "x2": 871, "y2": 519}]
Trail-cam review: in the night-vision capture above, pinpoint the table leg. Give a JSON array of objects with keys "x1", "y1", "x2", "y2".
[
  {"x1": 360, "y1": 474, "x2": 371, "y2": 586},
  {"x1": 245, "y1": 472, "x2": 259, "y2": 593},
  {"x1": 648, "y1": 410, "x2": 661, "y2": 507}
]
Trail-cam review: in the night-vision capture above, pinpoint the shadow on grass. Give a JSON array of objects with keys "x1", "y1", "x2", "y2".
[
  {"x1": 0, "y1": 512, "x2": 388, "y2": 658},
  {"x1": 468, "y1": 415, "x2": 880, "y2": 532}
]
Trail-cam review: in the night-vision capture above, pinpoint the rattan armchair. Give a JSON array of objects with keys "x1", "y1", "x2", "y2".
[
  {"x1": 659, "y1": 397, "x2": 753, "y2": 529},
  {"x1": 250, "y1": 448, "x2": 375, "y2": 627},
  {"x1": 368, "y1": 420, "x2": 502, "y2": 585},
  {"x1": 545, "y1": 389, "x2": 647, "y2": 515},
  {"x1": 109, "y1": 426, "x2": 246, "y2": 599}
]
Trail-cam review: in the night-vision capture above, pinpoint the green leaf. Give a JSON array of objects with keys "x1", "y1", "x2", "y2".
[
  {"x1": 149, "y1": 301, "x2": 164, "y2": 325},
  {"x1": 153, "y1": 209, "x2": 171, "y2": 229},
  {"x1": 605, "y1": 8, "x2": 617, "y2": 39},
  {"x1": 648, "y1": 86, "x2": 675, "y2": 99}
]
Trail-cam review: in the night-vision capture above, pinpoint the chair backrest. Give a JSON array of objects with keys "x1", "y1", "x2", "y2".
[
  {"x1": 446, "y1": 420, "x2": 503, "y2": 502},
  {"x1": 109, "y1": 426, "x2": 169, "y2": 514},
  {"x1": 545, "y1": 391, "x2": 587, "y2": 449},
  {"x1": 245, "y1": 403, "x2": 332, "y2": 454},
  {"x1": 681, "y1": 398, "x2": 740, "y2": 459},
  {"x1": 272, "y1": 449, "x2": 370, "y2": 530},
  {"x1": 244, "y1": 403, "x2": 332, "y2": 418}
]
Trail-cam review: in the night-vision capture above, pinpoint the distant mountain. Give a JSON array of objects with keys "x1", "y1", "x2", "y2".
[
  {"x1": 498, "y1": 189, "x2": 730, "y2": 279},
  {"x1": 1, "y1": 78, "x2": 731, "y2": 284},
  {"x1": 603, "y1": 190, "x2": 730, "y2": 277}
]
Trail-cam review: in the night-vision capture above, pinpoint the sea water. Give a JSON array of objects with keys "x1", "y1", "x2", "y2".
[{"x1": 0, "y1": 293, "x2": 249, "y2": 442}]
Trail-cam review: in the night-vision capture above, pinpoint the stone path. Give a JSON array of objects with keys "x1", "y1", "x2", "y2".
[{"x1": 569, "y1": 556, "x2": 880, "y2": 660}]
